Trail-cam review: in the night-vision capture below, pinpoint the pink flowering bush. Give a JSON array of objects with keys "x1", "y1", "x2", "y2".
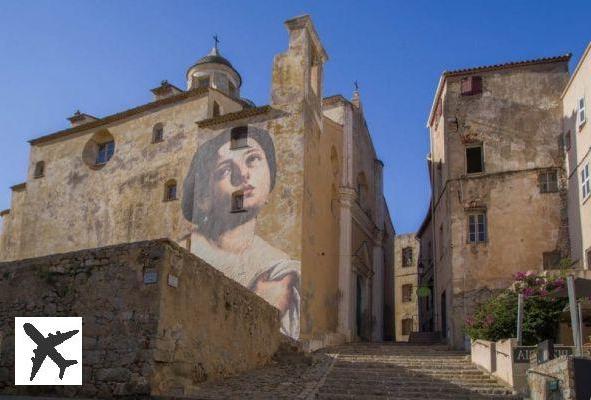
[{"x1": 465, "y1": 271, "x2": 568, "y2": 345}]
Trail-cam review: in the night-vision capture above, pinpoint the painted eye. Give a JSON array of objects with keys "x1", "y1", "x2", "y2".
[
  {"x1": 214, "y1": 166, "x2": 231, "y2": 180},
  {"x1": 246, "y1": 154, "x2": 262, "y2": 167}
]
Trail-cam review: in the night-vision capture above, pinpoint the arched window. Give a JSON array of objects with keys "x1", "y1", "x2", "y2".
[
  {"x1": 164, "y1": 180, "x2": 177, "y2": 202},
  {"x1": 33, "y1": 161, "x2": 45, "y2": 178},
  {"x1": 83, "y1": 130, "x2": 115, "y2": 169},
  {"x1": 152, "y1": 123, "x2": 164, "y2": 143},
  {"x1": 231, "y1": 190, "x2": 244, "y2": 212}
]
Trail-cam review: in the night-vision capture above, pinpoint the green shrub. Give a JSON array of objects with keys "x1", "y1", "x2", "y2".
[{"x1": 465, "y1": 271, "x2": 568, "y2": 345}]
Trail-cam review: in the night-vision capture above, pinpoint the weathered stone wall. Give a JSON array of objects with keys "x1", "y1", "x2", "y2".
[
  {"x1": 394, "y1": 233, "x2": 420, "y2": 341},
  {"x1": 527, "y1": 356, "x2": 578, "y2": 400},
  {"x1": 0, "y1": 239, "x2": 281, "y2": 398},
  {"x1": 429, "y1": 59, "x2": 570, "y2": 348}
]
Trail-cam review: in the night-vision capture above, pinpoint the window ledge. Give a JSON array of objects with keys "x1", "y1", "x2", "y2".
[
  {"x1": 163, "y1": 197, "x2": 178, "y2": 203},
  {"x1": 230, "y1": 144, "x2": 251, "y2": 151},
  {"x1": 230, "y1": 209, "x2": 247, "y2": 214},
  {"x1": 579, "y1": 120, "x2": 587, "y2": 131},
  {"x1": 583, "y1": 194, "x2": 591, "y2": 206},
  {"x1": 33, "y1": 175, "x2": 44, "y2": 179}
]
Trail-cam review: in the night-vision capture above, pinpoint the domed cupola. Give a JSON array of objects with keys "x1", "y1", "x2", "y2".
[{"x1": 186, "y1": 36, "x2": 242, "y2": 99}]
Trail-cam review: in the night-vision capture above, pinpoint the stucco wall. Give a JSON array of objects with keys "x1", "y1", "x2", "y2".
[
  {"x1": 563, "y1": 44, "x2": 591, "y2": 270},
  {"x1": 0, "y1": 239, "x2": 281, "y2": 398}
]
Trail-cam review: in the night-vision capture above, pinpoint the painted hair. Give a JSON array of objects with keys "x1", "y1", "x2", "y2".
[{"x1": 182, "y1": 125, "x2": 277, "y2": 226}]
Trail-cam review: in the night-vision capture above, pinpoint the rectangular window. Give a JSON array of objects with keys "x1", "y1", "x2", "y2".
[
  {"x1": 460, "y1": 76, "x2": 482, "y2": 96},
  {"x1": 539, "y1": 170, "x2": 558, "y2": 193},
  {"x1": 468, "y1": 213, "x2": 487, "y2": 243},
  {"x1": 438, "y1": 224, "x2": 444, "y2": 260},
  {"x1": 582, "y1": 164, "x2": 590, "y2": 200},
  {"x1": 579, "y1": 97, "x2": 586, "y2": 128},
  {"x1": 402, "y1": 284, "x2": 413, "y2": 303},
  {"x1": 96, "y1": 141, "x2": 115, "y2": 165},
  {"x1": 586, "y1": 248, "x2": 591, "y2": 269},
  {"x1": 165, "y1": 183, "x2": 177, "y2": 201},
  {"x1": 466, "y1": 145, "x2": 484, "y2": 174},
  {"x1": 402, "y1": 247, "x2": 413, "y2": 267},
  {"x1": 230, "y1": 126, "x2": 248, "y2": 149},
  {"x1": 231, "y1": 192, "x2": 244, "y2": 212},
  {"x1": 543, "y1": 251, "x2": 561, "y2": 270},
  {"x1": 401, "y1": 318, "x2": 413, "y2": 335}
]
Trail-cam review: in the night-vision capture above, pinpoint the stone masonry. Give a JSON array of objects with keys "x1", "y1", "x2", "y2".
[{"x1": 0, "y1": 239, "x2": 282, "y2": 398}]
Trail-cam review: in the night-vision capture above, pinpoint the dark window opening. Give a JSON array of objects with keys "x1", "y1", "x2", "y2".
[
  {"x1": 33, "y1": 161, "x2": 45, "y2": 178},
  {"x1": 231, "y1": 191, "x2": 245, "y2": 212},
  {"x1": 402, "y1": 247, "x2": 413, "y2": 267},
  {"x1": 95, "y1": 141, "x2": 115, "y2": 165},
  {"x1": 401, "y1": 318, "x2": 413, "y2": 335},
  {"x1": 213, "y1": 101, "x2": 221, "y2": 117},
  {"x1": 468, "y1": 213, "x2": 487, "y2": 243},
  {"x1": 564, "y1": 131, "x2": 571, "y2": 151},
  {"x1": 539, "y1": 170, "x2": 559, "y2": 193},
  {"x1": 466, "y1": 145, "x2": 483, "y2": 174},
  {"x1": 196, "y1": 76, "x2": 210, "y2": 89},
  {"x1": 152, "y1": 124, "x2": 164, "y2": 143},
  {"x1": 230, "y1": 126, "x2": 248, "y2": 149},
  {"x1": 543, "y1": 251, "x2": 561, "y2": 270},
  {"x1": 461, "y1": 76, "x2": 482, "y2": 96},
  {"x1": 402, "y1": 284, "x2": 413, "y2": 303},
  {"x1": 164, "y1": 180, "x2": 177, "y2": 202},
  {"x1": 586, "y1": 248, "x2": 591, "y2": 269},
  {"x1": 228, "y1": 81, "x2": 237, "y2": 97}
]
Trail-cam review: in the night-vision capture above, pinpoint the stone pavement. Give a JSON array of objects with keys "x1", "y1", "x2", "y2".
[
  {"x1": 190, "y1": 342, "x2": 522, "y2": 399},
  {"x1": 2, "y1": 343, "x2": 523, "y2": 399}
]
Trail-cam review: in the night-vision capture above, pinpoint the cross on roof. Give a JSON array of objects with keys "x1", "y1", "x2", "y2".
[
  {"x1": 213, "y1": 34, "x2": 220, "y2": 50},
  {"x1": 354, "y1": 80, "x2": 359, "y2": 91}
]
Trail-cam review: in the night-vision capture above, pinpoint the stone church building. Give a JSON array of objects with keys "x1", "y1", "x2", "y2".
[{"x1": 0, "y1": 16, "x2": 394, "y2": 348}]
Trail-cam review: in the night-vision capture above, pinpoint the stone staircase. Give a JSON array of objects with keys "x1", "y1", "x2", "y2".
[
  {"x1": 316, "y1": 343, "x2": 522, "y2": 400},
  {"x1": 408, "y1": 331, "x2": 442, "y2": 344}
]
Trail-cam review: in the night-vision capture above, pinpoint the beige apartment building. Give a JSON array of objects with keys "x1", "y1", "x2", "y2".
[
  {"x1": 563, "y1": 42, "x2": 591, "y2": 274},
  {"x1": 0, "y1": 16, "x2": 394, "y2": 348},
  {"x1": 422, "y1": 55, "x2": 571, "y2": 348},
  {"x1": 394, "y1": 233, "x2": 420, "y2": 341}
]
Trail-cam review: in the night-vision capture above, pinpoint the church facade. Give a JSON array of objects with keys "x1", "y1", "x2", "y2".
[{"x1": 0, "y1": 16, "x2": 394, "y2": 347}]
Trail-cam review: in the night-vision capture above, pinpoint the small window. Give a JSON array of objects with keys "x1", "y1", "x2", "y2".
[
  {"x1": 228, "y1": 81, "x2": 237, "y2": 97},
  {"x1": 401, "y1": 318, "x2": 413, "y2": 335},
  {"x1": 466, "y1": 145, "x2": 484, "y2": 174},
  {"x1": 460, "y1": 76, "x2": 482, "y2": 96},
  {"x1": 164, "y1": 180, "x2": 177, "y2": 201},
  {"x1": 95, "y1": 141, "x2": 115, "y2": 165},
  {"x1": 402, "y1": 284, "x2": 413, "y2": 303},
  {"x1": 586, "y1": 248, "x2": 591, "y2": 269},
  {"x1": 213, "y1": 101, "x2": 221, "y2": 117},
  {"x1": 230, "y1": 126, "x2": 248, "y2": 149},
  {"x1": 582, "y1": 164, "x2": 590, "y2": 200},
  {"x1": 468, "y1": 213, "x2": 487, "y2": 243},
  {"x1": 231, "y1": 191, "x2": 245, "y2": 212},
  {"x1": 196, "y1": 76, "x2": 210, "y2": 89},
  {"x1": 564, "y1": 130, "x2": 571, "y2": 151},
  {"x1": 402, "y1": 247, "x2": 413, "y2": 267},
  {"x1": 152, "y1": 123, "x2": 164, "y2": 143},
  {"x1": 579, "y1": 97, "x2": 586, "y2": 128},
  {"x1": 33, "y1": 161, "x2": 45, "y2": 178},
  {"x1": 438, "y1": 224, "x2": 444, "y2": 260},
  {"x1": 543, "y1": 251, "x2": 561, "y2": 270},
  {"x1": 539, "y1": 170, "x2": 558, "y2": 193}
]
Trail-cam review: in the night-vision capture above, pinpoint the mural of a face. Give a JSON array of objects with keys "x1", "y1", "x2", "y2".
[
  {"x1": 182, "y1": 126, "x2": 300, "y2": 339},
  {"x1": 211, "y1": 141, "x2": 271, "y2": 215}
]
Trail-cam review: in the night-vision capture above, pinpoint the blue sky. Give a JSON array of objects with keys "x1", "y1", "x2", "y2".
[{"x1": 0, "y1": 0, "x2": 590, "y2": 234}]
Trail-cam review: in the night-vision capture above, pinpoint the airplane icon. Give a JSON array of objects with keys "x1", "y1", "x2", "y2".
[{"x1": 23, "y1": 322, "x2": 79, "y2": 381}]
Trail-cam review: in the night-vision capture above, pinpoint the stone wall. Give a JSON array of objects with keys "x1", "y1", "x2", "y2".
[
  {"x1": 394, "y1": 234, "x2": 419, "y2": 341},
  {"x1": 0, "y1": 239, "x2": 281, "y2": 398}
]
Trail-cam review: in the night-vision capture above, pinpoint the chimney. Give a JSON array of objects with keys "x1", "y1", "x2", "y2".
[
  {"x1": 67, "y1": 110, "x2": 99, "y2": 127},
  {"x1": 150, "y1": 80, "x2": 183, "y2": 101}
]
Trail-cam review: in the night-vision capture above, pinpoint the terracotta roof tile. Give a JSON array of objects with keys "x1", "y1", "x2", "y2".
[
  {"x1": 444, "y1": 54, "x2": 571, "y2": 77},
  {"x1": 197, "y1": 105, "x2": 273, "y2": 128}
]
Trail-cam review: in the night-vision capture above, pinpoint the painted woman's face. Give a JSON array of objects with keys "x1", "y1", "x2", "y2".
[{"x1": 211, "y1": 140, "x2": 271, "y2": 212}]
